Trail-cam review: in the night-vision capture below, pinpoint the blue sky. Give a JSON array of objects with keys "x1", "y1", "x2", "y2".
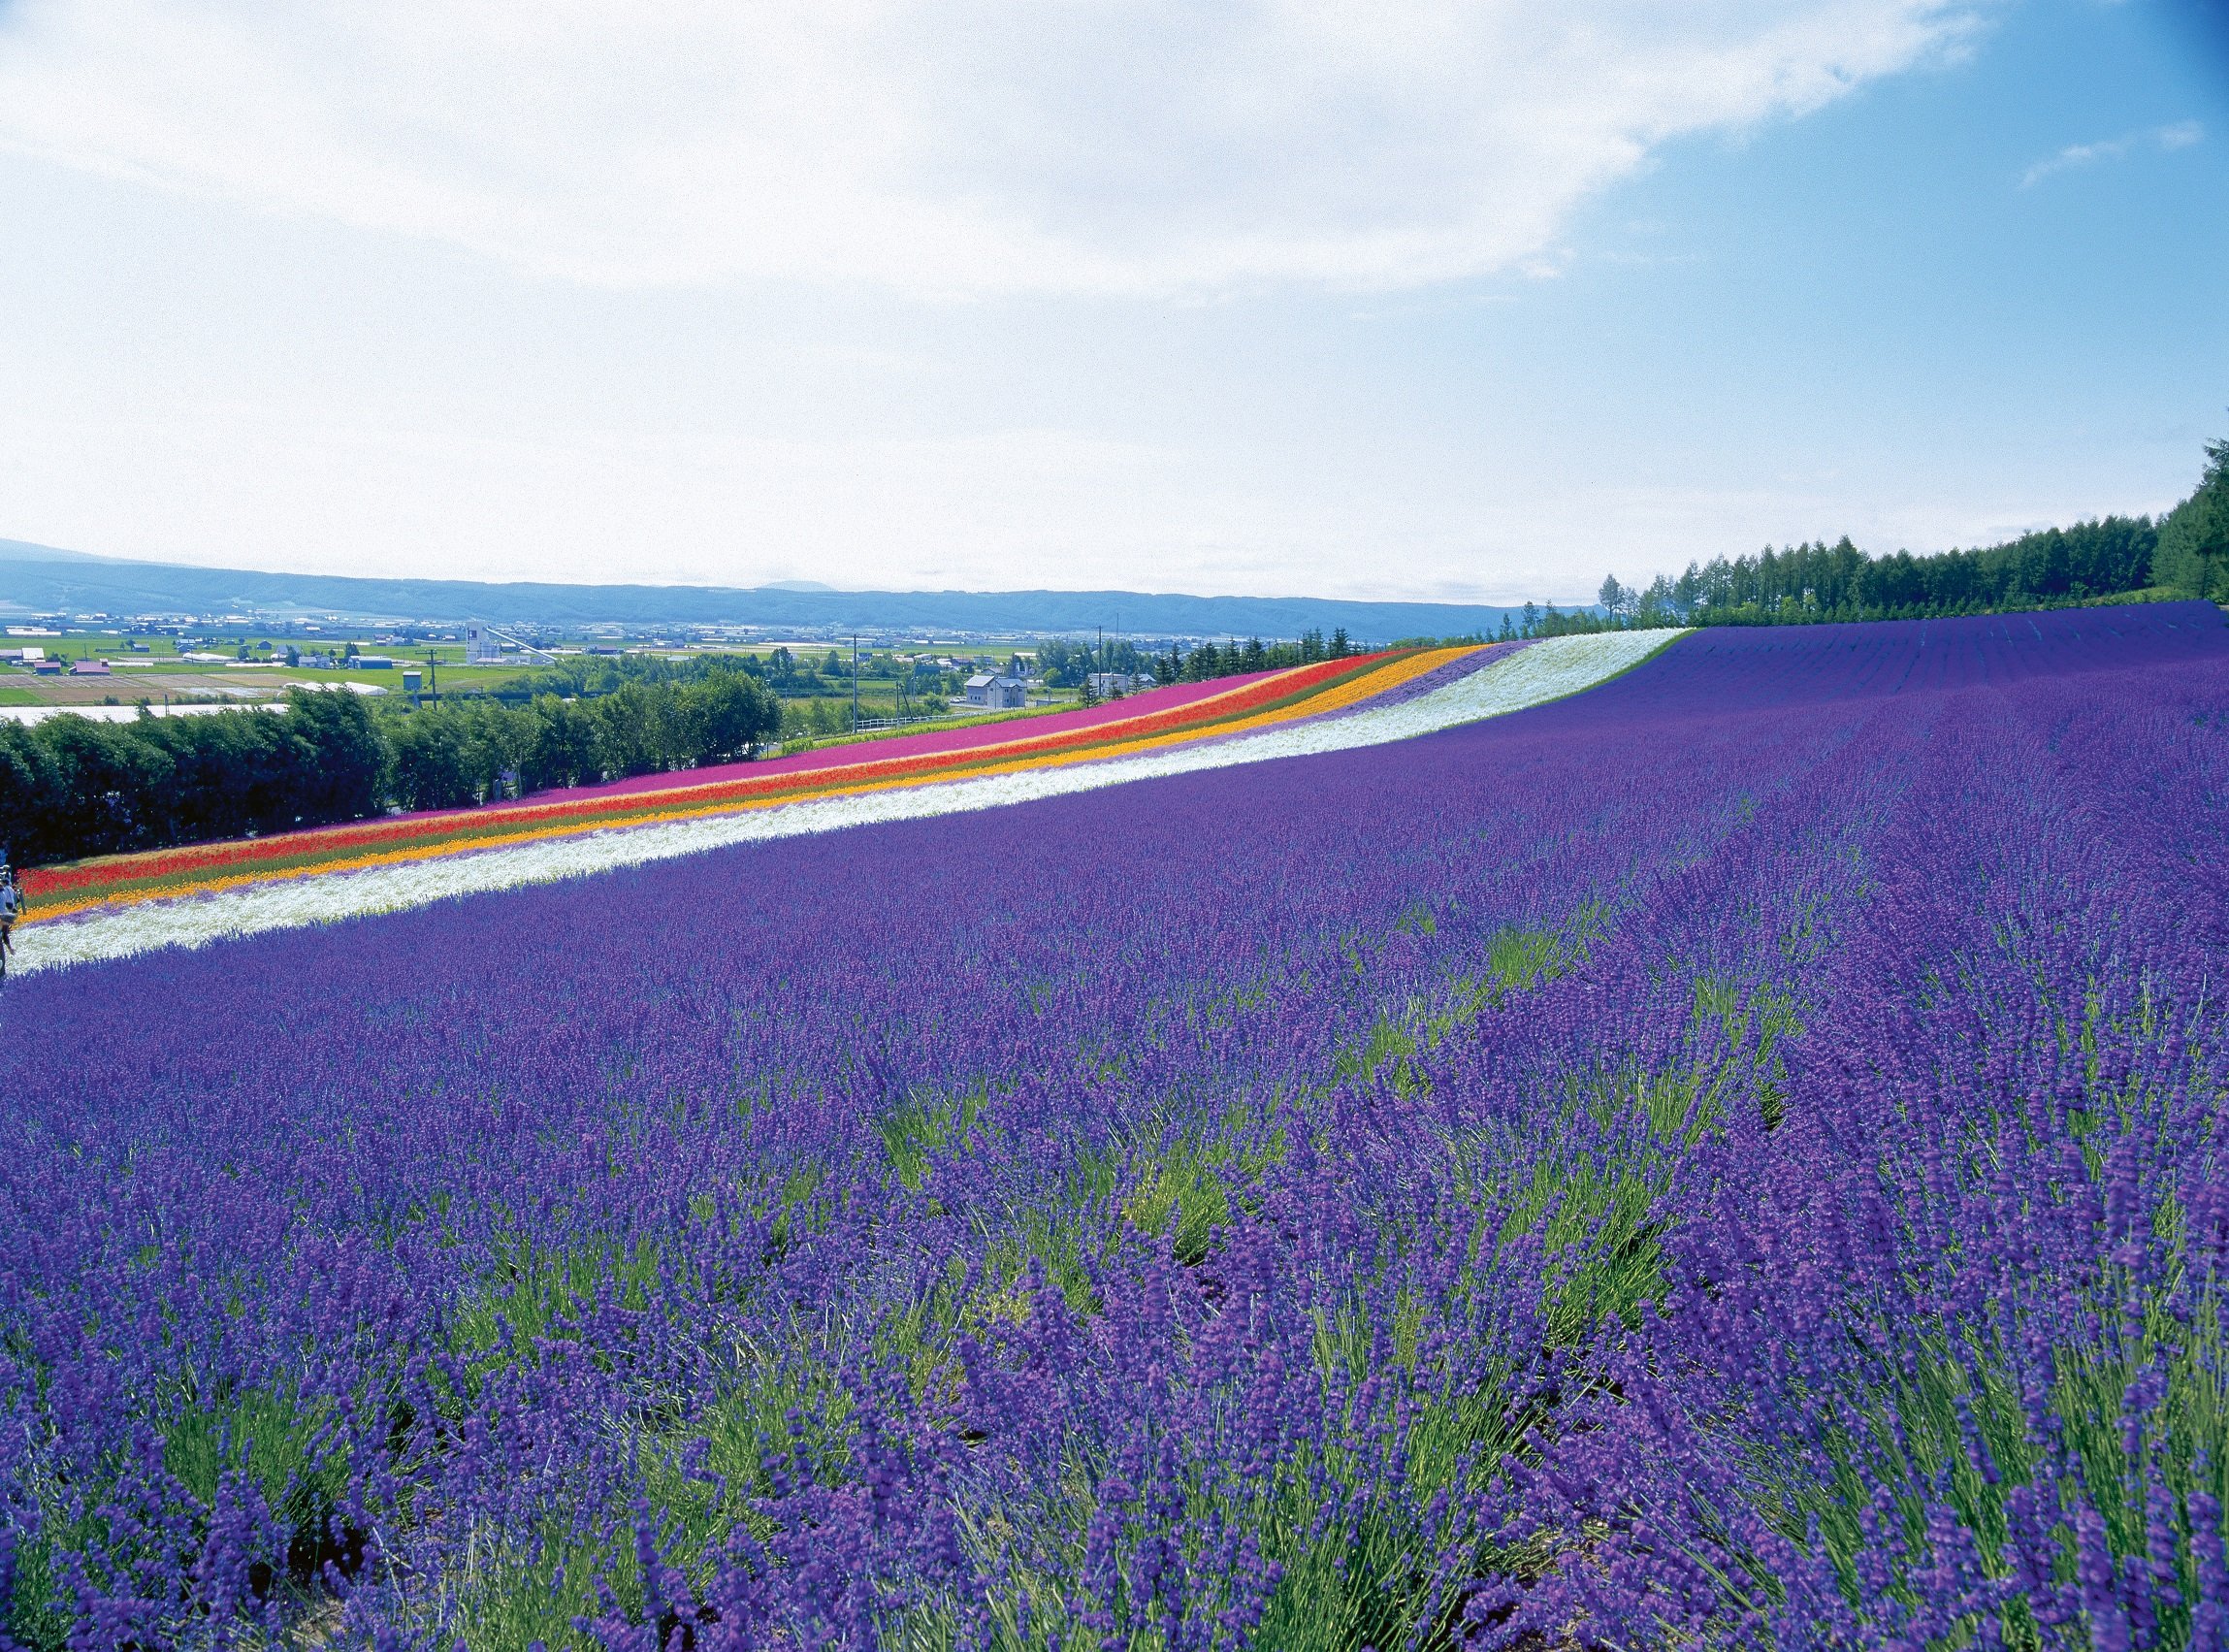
[{"x1": 0, "y1": 0, "x2": 2220, "y2": 603}]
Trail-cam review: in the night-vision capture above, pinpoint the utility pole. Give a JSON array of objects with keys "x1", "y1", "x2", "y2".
[{"x1": 851, "y1": 633, "x2": 859, "y2": 732}]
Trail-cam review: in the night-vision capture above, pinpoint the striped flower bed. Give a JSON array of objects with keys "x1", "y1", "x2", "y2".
[
  {"x1": 13, "y1": 633, "x2": 1679, "y2": 973},
  {"x1": 22, "y1": 646, "x2": 1476, "y2": 922}
]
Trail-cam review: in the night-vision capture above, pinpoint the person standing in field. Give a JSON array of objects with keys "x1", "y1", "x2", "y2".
[{"x1": 0, "y1": 862, "x2": 20, "y2": 973}]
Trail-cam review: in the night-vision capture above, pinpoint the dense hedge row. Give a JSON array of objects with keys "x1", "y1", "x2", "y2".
[
  {"x1": 0, "y1": 670, "x2": 780, "y2": 868},
  {"x1": 377, "y1": 671, "x2": 778, "y2": 810}
]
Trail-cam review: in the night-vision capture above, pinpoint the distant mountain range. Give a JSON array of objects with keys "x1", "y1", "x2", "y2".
[{"x1": 0, "y1": 538, "x2": 1527, "y2": 642}]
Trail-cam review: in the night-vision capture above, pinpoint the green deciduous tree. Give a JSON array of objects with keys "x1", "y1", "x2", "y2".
[
  {"x1": 385, "y1": 711, "x2": 475, "y2": 812},
  {"x1": 520, "y1": 696, "x2": 598, "y2": 793},
  {"x1": 284, "y1": 687, "x2": 384, "y2": 822},
  {"x1": 683, "y1": 670, "x2": 780, "y2": 765}
]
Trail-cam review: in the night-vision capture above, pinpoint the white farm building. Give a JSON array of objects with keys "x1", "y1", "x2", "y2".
[{"x1": 964, "y1": 673, "x2": 1027, "y2": 710}]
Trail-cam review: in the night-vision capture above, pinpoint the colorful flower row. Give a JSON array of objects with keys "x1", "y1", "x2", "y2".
[
  {"x1": 23, "y1": 646, "x2": 1480, "y2": 921},
  {"x1": 14, "y1": 664, "x2": 1283, "y2": 901},
  {"x1": 25, "y1": 652, "x2": 1386, "y2": 897}
]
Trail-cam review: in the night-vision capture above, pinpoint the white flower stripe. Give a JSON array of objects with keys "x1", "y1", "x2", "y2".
[{"x1": 16, "y1": 631, "x2": 1682, "y2": 973}]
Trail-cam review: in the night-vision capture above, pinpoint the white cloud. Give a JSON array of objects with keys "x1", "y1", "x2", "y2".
[
  {"x1": 0, "y1": 0, "x2": 1977, "y2": 296},
  {"x1": 2020, "y1": 119, "x2": 2204, "y2": 187}
]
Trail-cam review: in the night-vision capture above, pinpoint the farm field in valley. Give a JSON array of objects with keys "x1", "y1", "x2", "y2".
[{"x1": 3, "y1": 603, "x2": 2225, "y2": 1648}]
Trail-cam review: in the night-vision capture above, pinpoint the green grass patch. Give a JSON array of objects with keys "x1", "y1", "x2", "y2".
[{"x1": 448, "y1": 1235, "x2": 665, "y2": 1366}]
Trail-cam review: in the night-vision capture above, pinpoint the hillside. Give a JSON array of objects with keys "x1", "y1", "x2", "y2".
[{"x1": 8, "y1": 603, "x2": 2224, "y2": 1645}]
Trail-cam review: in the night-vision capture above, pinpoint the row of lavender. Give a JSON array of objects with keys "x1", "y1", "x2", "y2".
[{"x1": 1, "y1": 602, "x2": 2223, "y2": 1647}]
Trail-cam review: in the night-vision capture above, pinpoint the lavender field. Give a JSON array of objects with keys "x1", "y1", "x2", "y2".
[{"x1": 4, "y1": 602, "x2": 2227, "y2": 1650}]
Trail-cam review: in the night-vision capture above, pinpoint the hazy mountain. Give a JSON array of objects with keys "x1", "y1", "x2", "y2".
[
  {"x1": 0, "y1": 543, "x2": 1527, "y2": 641},
  {"x1": 0, "y1": 537, "x2": 106, "y2": 564}
]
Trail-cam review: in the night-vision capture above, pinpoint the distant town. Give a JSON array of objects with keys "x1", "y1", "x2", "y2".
[{"x1": 0, "y1": 608, "x2": 1263, "y2": 729}]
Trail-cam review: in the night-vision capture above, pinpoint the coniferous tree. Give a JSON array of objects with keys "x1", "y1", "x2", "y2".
[{"x1": 2156, "y1": 434, "x2": 2229, "y2": 599}]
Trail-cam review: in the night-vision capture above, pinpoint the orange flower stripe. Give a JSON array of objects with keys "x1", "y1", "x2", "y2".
[{"x1": 24, "y1": 646, "x2": 1480, "y2": 922}]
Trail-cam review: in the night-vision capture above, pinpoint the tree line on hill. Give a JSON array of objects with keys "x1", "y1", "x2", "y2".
[
  {"x1": 0, "y1": 668, "x2": 782, "y2": 868},
  {"x1": 1052, "y1": 628, "x2": 1358, "y2": 693},
  {"x1": 529, "y1": 643, "x2": 971, "y2": 727},
  {"x1": 1575, "y1": 433, "x2": 2228, "y2": 632},
  {"x1": 1007, "y1": 630, "x2": 1362, "y2": 698},
  {"x1": 1029, "y1": 624, "x2": 1345, "y2": 691},
  {"x1": 1147, "y1": 627, "x2": 1358, "y2": 683},
  {"x1": 537, "y1": 645, "x2": 914, "y2": 702}
]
